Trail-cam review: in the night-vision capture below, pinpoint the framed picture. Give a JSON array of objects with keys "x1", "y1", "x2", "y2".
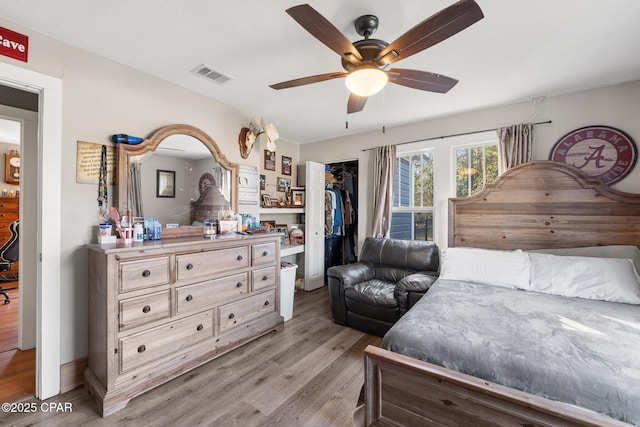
[
  {"x1": 259, "y1": 174, "x2": 266, "y2": 191},
  {"x1": 292, "y1": 189, "x2": 305, "y2": 206},
  {"x1": 277, "y1": 177, "x2": 291, "y2": 192},
  {"x1": 4, "y1": 151, "x2": 19, "y2": 184},
  {"x1": 264, "y1": 150, "x2": 276, "y2": 171},
  {"x1": 281, "y1": 155, "x2": 292, "y2": 176},
  {"x1": 156, "y1": 170, "x2": 175, "y2": 198},
  {"x1": 289, "y1": 224, "x2": 305, "y2": 245},
  {"x1": 261, "y1": 194, "x2": 271, "y2": 207},
  {"x1": 276, "y1": 225, "x2": 290, "y2": 245}
]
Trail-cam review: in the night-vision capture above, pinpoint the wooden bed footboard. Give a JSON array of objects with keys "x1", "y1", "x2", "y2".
[{"x1": 363, "y1": 345, "x2": 630, "y2": 427}]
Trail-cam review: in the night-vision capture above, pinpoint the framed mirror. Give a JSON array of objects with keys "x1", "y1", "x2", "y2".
[{"x1": 117, "y1": 124, "x2": 239, "y2": 238}]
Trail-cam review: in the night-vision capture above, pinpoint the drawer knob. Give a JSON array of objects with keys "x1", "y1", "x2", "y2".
[
  {"x1": 142, "y1": 305, "x2": 151, "y2": 313},
  {"x1": 262, "y1": 250, "x2": 268, "y2": 256},
  {"x1": 142, "y1": 270, "x2": 151, "y2": 278},
  {"x1": 236, "y1": 282, "x2": 243, "y2": 288},
  {"x1": 228, "y1": 313, "x2": 235, "y2": 319},
  {"x1": 137, "y1": 345, "x2": 146, "y2": 353},
  {"x1": 186, "y1": 294, "x2": 193, "y2": 302},
  {"x1": 196, "y1": 324, "x2": 204, "y2": 331},
  {"x1": 264, "y1": 300, "x2": 270, "y2": 306},
  {"x1": 186, "y1": 263, "x2": 194, "y2": 270},
  {"x1": 236, "y1": 255, "x2": 243, "y2": 261},
  {"x1": 262, "y1": 275, "x2": 268, "y2": 281}
]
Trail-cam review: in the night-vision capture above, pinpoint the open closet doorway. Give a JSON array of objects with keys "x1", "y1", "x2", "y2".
[
  {"x1": 324, "y1": 160, "x2": 359, "y2": 273},
  {"x1": 0, "y1": 85, "x2": 38, "y2": 403}
]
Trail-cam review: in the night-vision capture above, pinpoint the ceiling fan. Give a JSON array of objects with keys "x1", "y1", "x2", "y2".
[{"x1": 269, "y1": 0, "x2": 484, "y2": 114}]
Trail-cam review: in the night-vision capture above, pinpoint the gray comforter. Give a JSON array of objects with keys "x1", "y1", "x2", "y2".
[{"x1": 382, "y1": 279, "x2": 640, "y2": 425}]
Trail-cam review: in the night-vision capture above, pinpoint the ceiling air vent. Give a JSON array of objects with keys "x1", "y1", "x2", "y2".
[{"x1": 191, "y1": 64, "x2": 233, "y2": 85}]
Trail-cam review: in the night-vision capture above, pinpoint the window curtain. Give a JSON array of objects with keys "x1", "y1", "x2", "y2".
[
  {"x1": 372, "y1": 145, "x2": 396, "y2": 238},
  {"x1": 128, "y1": 162, "x2": 144, "y2": 217},
  {"x1": 212, "y1": 166, "x2": 230, "y2": 203},
  {"x1": 496, "y1": 123, "x2": 533, "y2": 172}
]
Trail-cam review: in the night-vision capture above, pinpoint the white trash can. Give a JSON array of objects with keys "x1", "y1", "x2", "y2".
[{"x1": 280, "y1": 262, "x2": 298, "y2": 321}]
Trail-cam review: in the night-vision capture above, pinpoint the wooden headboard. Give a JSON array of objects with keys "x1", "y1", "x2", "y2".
[{"x1": 448, "y1": 161, "x2": 640, "y2": 250}]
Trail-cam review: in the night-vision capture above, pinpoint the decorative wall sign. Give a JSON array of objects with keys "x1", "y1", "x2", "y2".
[
  {"x1": 76, "y1": 141, "x2": 116, "y2": 185},
  {"x1": 198, "y1": 173, "x2": 215, "y2": 194},
  {"x1": 549, "y1": 125, "x2": 637, "y2": 185},
  {"x1": 0, "y1": 26, "x2": 28, "y2": 62}
]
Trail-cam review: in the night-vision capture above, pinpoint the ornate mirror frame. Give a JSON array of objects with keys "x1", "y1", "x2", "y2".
[{"x1": 116, "y1": 124, "x2": 239, "y2": 237}]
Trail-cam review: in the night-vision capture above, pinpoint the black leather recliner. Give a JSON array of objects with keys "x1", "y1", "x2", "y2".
[{"x1": 327, "y1": 237, "x2": 439, "y2": 336}]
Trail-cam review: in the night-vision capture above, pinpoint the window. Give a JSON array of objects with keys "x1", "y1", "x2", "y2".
[
  {"x1": 454, "y1": 142, "x2": 499, "y2": 197},
  {"x1": 390, "y1": 151, "x2": 434, "y2": 241}
]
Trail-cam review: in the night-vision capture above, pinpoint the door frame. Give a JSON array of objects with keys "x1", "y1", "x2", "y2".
[{"x1": 0, "y1": 60, "x2": 62, "y2": 399}]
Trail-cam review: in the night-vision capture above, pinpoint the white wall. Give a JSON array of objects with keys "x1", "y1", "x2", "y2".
[{"x1": 300, "y1": 80, "x2": 640, "y2": 251}]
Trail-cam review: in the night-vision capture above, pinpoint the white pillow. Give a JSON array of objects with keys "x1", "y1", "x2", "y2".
[
  {"x1": 527, "y1": 253, "x2": 640, "y2": 304},
  {"x1": 440, "y1": 247, "x2": 530, "y2": 289}
]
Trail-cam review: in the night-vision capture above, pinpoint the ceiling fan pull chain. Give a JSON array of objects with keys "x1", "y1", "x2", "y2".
[{"x1": 382, "y1": 87, "x2": 386, "y2": 133}]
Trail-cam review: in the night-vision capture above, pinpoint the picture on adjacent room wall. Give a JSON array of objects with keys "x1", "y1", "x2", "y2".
[
  {"x1": 282, "y1": 155, "x2": 292, "y2": 175},
  {"x1": 264, "y1": 150, "x2": 276, "y2": 171},
  {"x1": 259, "y1": 174, "x2": 266, "y2": 191},
  {"x1": 156, "y1": 169, "x2": 175, "y2": 198},
  {"x1": 277, "y1": 177, "x2": 291, "y2": 192}
]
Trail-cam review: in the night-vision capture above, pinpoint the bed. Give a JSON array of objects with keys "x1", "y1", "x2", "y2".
[{"x1": 362, "y1": 161, "x2": 640, "y2": 426}]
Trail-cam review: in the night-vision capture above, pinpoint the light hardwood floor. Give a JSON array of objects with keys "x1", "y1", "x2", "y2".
[
  {"x1": 0, "y1": 287, "x2": 36, "y2": 404},
  {"x1": 0, "y1": 286, "x2": 381, "y2": 427}
]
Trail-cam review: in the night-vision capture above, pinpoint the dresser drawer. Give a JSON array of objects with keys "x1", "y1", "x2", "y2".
[
  {"x1": 176, "y1": 272, "x2": 249, "y2": 314},
  {"x1": 119, "y1": 257, "x2": 170, "y2": 292},
  {"x1": 119, "y1": 310, "x2": 214, "y2": 373},
  {"x1": 176, "y1": 246, "x2": 249, "y2": 281},
  {"x1": 218, "y1": 290, "x2": 276, "y2": 333},
  {"x1": 0, "y1": 199, "x2": 19, "y2": 211},
  {"x1": 119, "y1": 290, "x2": 170, "y2": 331},
  {"x1": 252, "y1": 266, "x2": 277, "y2": 291},
  {"x1": 252, "y1": 242, "x2": 277, "y2": 266}
]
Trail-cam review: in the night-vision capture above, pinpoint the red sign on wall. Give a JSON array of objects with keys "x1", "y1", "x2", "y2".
[{"x1": 0, "y1": 26, "x2": 29, "y2": 62}]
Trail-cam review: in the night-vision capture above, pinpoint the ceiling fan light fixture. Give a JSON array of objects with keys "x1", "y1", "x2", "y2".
[{"x1": 345, "y1": 67, "x2": 388, "y2": 97}]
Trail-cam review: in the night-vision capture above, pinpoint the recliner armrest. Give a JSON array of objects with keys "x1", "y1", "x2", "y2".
[
  {"x1": 326, "y1": 262, "x2": 374, "y2": 288},
  {"x1": 394, "y1": 272, "x2": 438, "y2": 313},
  {"x1": 326, "y1": 262, "x2": 374, "y2": 326}
]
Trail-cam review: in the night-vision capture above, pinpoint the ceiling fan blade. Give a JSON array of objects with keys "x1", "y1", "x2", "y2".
[
  {"x1": 377, "y1": 0, "x2": 484, "y2": 66},
  {"x1": 347, "y1": 93, "x2": 368, "y2": 114},
  {"x1": 286, "y1": 4, "x2": 362, "y2": 65},
  {"x1": 270, "y1": 71, "x2": 347, "y2": 90},
  {"x1": 388, "y1": 68, "x2": 458, "y2": 93}
]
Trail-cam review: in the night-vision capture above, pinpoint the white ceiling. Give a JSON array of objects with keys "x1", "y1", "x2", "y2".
[{"x1": 2, "y1": 1, "x2": 640, "y2": 144}]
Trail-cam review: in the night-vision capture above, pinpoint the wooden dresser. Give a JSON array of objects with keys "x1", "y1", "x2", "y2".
[
  {"x1": 0, "y1": 196, "x2": 19, "y2": 275},
  {"x1": 85, "y1": 233, "x2": 283, "y2": 416}
]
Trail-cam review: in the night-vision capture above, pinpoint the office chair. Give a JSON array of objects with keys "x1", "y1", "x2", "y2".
[{"x1": 0, "y1": 219, "x2": 19, "y2": 304}]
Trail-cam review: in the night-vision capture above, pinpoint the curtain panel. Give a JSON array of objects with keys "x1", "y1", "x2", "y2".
[
  {"x1": 497, "y1": 123, "x2": 533, "y2": 172},
  {"x1": 372, "y1": 145, "x2": 396, "y2": 238},
  {"x1": 128, "y1": 162, "x2": 144, "y2": 217}
]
